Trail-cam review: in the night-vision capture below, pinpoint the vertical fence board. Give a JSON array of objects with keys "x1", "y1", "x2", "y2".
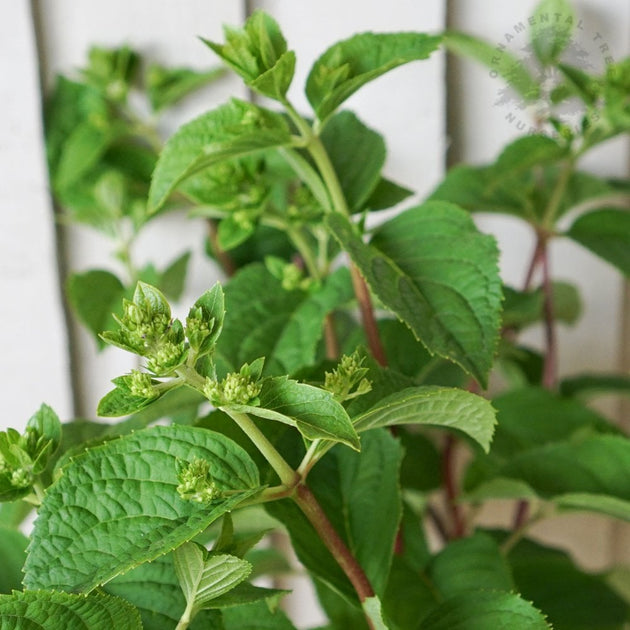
[{"x1": 0, "y1": 2, "x2": 73, "y2": 428}]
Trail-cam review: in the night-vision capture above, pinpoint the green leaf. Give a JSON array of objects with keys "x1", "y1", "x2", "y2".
[
  {"x1": 54, "y1": 118, "x2": 124, "y2": 191},
  {"x1": 105, "y1": 552, "x2": 228, "y2": 630},
  {"x1": 24, "y1": 425, "x2": 261, "y2": 592},
  {"x1": 362, "y1": 596, "x2": 388, "y2": 630},
  {"x1": 217, "y1": 264, "x2": 353, "y2": 375},
  {"x1": 0, "y1": 526, "x2": 28, "y2": 593},
  {"x1": 501, "y1": 435, "x2": 630, "y2": 504},
  {"x1": 267, "y1": 431, "x2": 401, "y2": 603},
  {"x1": 420, "y1": 590, "x2": 550, "y2": 629},
  {"x1": 566, "y1": 209, "x2": 630, "y2": 276},
  {"x1": 310, "y1": 430, "x2": 403, "y2": 597},
  {"x1": 66, "y1": 269, "x2": 125, "y2": 348},
  {"x1": 428, "y1": 165, "x2": 531, "y2": 218},
  {"x1": 491, "y1": 135, "x2": 568, "y2": 182},
  {"x1": 266, "y1": 499, "x2": 354, "y2": 601},
  {"x1": 174, "y1": 543, "x2": 251, "y2": 617},
  {"x1": 484, "y1": 387, "x2": 617, "y2": 459},
  {"x1": 97, "y1": 375, "x2": 163, "y2": 417},
  {"x1": 223, "y1": 600, "x2": 298, "y2": 630},
  {"x1": 327, "y1": 202, "x2": 502, "y2": 386},
  {"x1": 147, "y1": 65, "x2": 226, "y2": 112},
  {"x1": 159, "y1": 251, "x2": 191, "y2": 300},
  {"x1": 235, "y1": 376, "x2": 360, "y2": 450},
  {"x1": 306, "y1": 32, "x2": 442, "y2": 121},
  {"x1": 27, "y1": 403, "x2": 62, "y2": 458},
  {"x1": 502, "y1": 281, "x2": 581, "y2": 329},
  {"x1": 530, "y1": 0, "x2": 575, "y2": 66},
  {"x1": 0, "y1": 590, "x2": 142, "y2": 629},
  {"x1": 508, "y1": 537, "x2": 628, "y2": 629},
  {"x1": 148, "y1": 99, "x2": 293, "y2": 212},
  {"x1": 320, "y1": 111, "x2": 386, "y2": 212},
  {"x1": 554, "y1": 493, "x2": 630, "y2": 521},
  {"x1": 559, "y1": 373, "x2": 630, "y2": 399},
  {"x1": 203, "y1": 11, "x2": 295, "y2": 101},
  {"x1": 428, "y1": 532, "x2": 514, "y2": 598},
  {"x1": 351, "y1": 386, "x2": 496, "y2": 453},
  {"x1": 363, "y1": 177, "x2": 414, "y2": 212},
  {"x1": 443, "y1": 31, "x2": 540, "y2": 100}
]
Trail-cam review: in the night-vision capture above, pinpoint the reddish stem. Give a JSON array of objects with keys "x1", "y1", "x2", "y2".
[
  {"x1": 207, "y1": 219, "x2": 237, "y2": 277},
  {"x1": 513, "y1": 233, "x2": 557, "y2": 529},
  {"x1": 442, "y1": 434, "x2": 465, "y2": 538},
  {"x1": 324, "y1": 314, "x2": 340, "y2": 359},
  {"x1": 294, "y1": 483, "x2": 375, "y2": 617},
  {"x1": 349, "y1": 263, "x2": 388, "y2": 367},
  {"x1": 540, "y1": 240, "x2": 557, "y2": 389}
]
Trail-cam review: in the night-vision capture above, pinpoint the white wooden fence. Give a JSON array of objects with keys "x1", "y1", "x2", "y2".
[{"x1": 2, "y1": 0, "x2": 629, "y2": 625}]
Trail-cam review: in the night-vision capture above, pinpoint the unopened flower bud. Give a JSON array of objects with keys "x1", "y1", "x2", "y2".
[
  {"x1": 129, "y1": 371, "x2": 159, "y2": 399},
  {"x1": 176, "y1": 458, "x2": 221, "y2": 503},
  {"x1": 11, "y1": 468, "x2": 32, "y2": 489}
]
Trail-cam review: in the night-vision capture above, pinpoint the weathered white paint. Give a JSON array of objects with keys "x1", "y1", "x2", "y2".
[{"x1": 0, "y1": 2, "x2": 73, "y2": 427}]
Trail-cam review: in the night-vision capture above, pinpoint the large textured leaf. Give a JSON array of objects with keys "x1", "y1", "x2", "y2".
[
  {"x1": 443, "y1": 31, "x2": 539, "y2": 100},
  {"x1": 566, "y1": 209, "x2": 630, "y2": 276},
  {"x1": 420, "y1": 590, "x2": 550, "y2": 629},
  {"x1": 0, "y1": 590, "x2": 142, "y2": 630},
  {"x1": 24, "y1": 425, "x2": 261, "y2": 592},
  {"x1": 235, "y1": 376, "x2": 360, "y2": 450},
  {"x1": 327, "y1": 202, "x2": 502, "y2": 386},
  {"x1": 218, "y1": 264, "x2": 353, "y2": 375},
  {"x1": 428, "y1": 532, "x2": 514, "y2": 598},
  {"x1": 508, "y1": 537, "x2": 628, "y2": 630},
  {"x1": 148, "y1": 99, "x2": 293, "y2": 212},
  {"x1": 351, "y1": 386, "x2": 496, "y2": 452},
  {"x1": 320, "y1": 111, "x2": 386, "y2": 211},
  {"x1": 0, "y1": 526, "x2": 28, "y2": 593},
  {"x1": 306, "y1": 32, "x2": 441, "y2": 121}
]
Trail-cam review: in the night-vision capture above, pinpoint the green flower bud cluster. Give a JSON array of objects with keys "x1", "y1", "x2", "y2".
[
  {"x1": 176, "y1": 458, "x2": 221, "y2": 503},
  {"x1": 205, "y1": 372, "x2": 262, "y2": 407},
  {"x1": 265, "y1": 256, "x2": 312, "y2": 292},
  {"x1": 103, "y1": 283, "x2": 188, "y2": 376},
  {"x1": 145, "y1": 338, "x2": 187, "y2": 375},
  {"x1": 204, "y1": 359, "x2": 264, "y2": 408},
  {"x1": 128, "y1": 370, "x2": 159, "y2": 399},
  {"x1": 324, "y1": 351, "x2": 372, "y2": 403},
  {"x1": 0, "y1": 405, "x2": 61, "y2": 502}
]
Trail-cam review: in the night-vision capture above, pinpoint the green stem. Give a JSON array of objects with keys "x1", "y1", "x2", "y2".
[
  {"x1": 541, "y1": 156, "x2": 575, "y2": 230},
  {"x1": 223, "y1": 409, "x2": 299, "y2": 488},
  {"x1": 175, "y1": 599, "x2": 194, "y2": 630},
  {"x1": 287, "y1": 226, "x2": 322, "y2": 280},
  {"x1": 297, "y1": 439, "x2": 322, "y2": 478}
]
